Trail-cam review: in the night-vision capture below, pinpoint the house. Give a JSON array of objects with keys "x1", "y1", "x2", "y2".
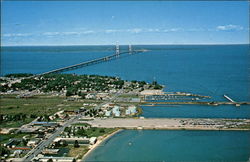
[
  {"x1": 54, "y1": 137, "x2": 90, "y2": 144},
  {"x1": 27, "y1": 139, "x2": 40, "y2": 147},
  {"x1": 4, "y1": 139, "x2": 21, "y2": 148},
  {"x1": 89, "y1": 137, "x2": 97, "y2": 145},
  {"x1": 85, "y1": 93, "x2": 96, "y2": 99},
  {"x1": 42, "y1": 149, "x2": 60, "y2": 155},
  {"x1": 33, "y1": 155, "x2": 75, "y2": 162}
]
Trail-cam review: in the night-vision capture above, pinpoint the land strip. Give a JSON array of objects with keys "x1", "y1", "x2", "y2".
[{"x1": 81, "y1": 118, "x2": 250, "y2": 130}]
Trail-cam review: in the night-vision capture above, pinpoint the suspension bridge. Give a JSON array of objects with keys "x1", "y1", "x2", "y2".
[{"x1": 40, "y1": 43, "x2": 147, "y2": 75}]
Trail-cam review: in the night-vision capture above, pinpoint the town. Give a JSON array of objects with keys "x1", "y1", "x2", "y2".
[{"x1": 1, "y1": 74, "x2": 249, "y2": 161}]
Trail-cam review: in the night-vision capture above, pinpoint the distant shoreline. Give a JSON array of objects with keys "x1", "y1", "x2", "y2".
[{"x1": 2, "y1": 43, "x2": 249, "y2": 47}]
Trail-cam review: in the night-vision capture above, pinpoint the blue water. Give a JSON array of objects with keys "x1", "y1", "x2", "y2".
[
  {"x1": 2, "y1": 45, "x2": 249, "y2": 119},
  {"x1": 84, "y1": 130, "x2": 250, "y2": 162},
  {"x1": 142, "y1": 104, "x2": 250, "y2": 119},
  {"x1": 2, "y1": 45, "x2": 250, "y2": 161}
]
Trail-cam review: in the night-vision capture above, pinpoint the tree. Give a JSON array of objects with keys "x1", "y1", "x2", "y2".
[
  {"x1": 61, "y1": 140, "x2": 68, "y2": 147},
  {"x1": 0, "y1": 146, "x2": 10, "y2": 156},
  {"x1": 99, "y1": 128, "x2": 105, "y2": 133},
  {"x1": 66, "y1": 90, "x2": 73, "y2": 97},
  {"x1": 22, "y1": 139, "x2": 28, "y2": 146},
  {"x1": 74, "y1": 140, "x2": 80, "y2": 148},
  {"x1": 76, "y1": 129, "x2": 86, "y2": 136},
  {"x1": 47, "y1": 158, "x2": 53, "y2": 162}
]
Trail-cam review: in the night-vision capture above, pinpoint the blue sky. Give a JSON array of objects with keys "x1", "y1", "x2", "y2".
[{"x1": 2, "y1": 1, "x2": 249, "y2": 46}]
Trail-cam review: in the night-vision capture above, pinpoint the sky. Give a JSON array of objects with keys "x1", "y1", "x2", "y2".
[{"x1": 1, "y1": 1, "x2": 249, "y2": 46}]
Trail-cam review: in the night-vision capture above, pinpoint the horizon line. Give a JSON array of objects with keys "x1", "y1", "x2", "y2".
[{"x1": 1, "y1": 43, "x2": 249, "y2": 47}]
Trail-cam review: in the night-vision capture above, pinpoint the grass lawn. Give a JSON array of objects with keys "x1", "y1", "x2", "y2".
[
  {"x1": 0, "y1": 133, "x2": 29, "y2": 144},
  {"x1": 0, "y1": 94, "x2": 100, "y2": 128},
  {"x1": 66, "y1": 145, "x2": 89, "y2": 159},
  {"x1": 0, "y1": 95, "x2": 99, "y2": 116},
  {"x1": 0, "y1": 118, "x2": 34, "y2": 128},
  {"x1": 85, "y1": 127, "x2": 116, "y2": 137}
]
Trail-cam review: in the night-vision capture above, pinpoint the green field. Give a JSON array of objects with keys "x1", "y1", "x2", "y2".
[
  {"x1": 0, "y1": 95, "x2": 98, "y2": 128},
  {"x1": 0, "y1": 95, "x2": 96, "y2": 115}
]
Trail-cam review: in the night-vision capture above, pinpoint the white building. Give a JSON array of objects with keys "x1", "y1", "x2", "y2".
[
  {"x1": 27, "y1": 139, "x2": 40, "y2": 147},
  {"x1": 126, "y1": 105, "x2": 137, "y2": 115},
  {"x1": 112, "y1": 106, "x2": 120, "y2": 117},
  {"x1": 89, "y1": 137, "x2": 97, "y2": 145},
  {"x1": 105, "y1": 110, "x2": 111, "y2": 117}
]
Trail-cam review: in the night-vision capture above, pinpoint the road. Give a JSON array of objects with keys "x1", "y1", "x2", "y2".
[
  {"x1": 23, "y1": 115, "x2": 80, "y2": 161},
  {"x1": 23, "y1": 89, "x2": 123, "y2": 161}
]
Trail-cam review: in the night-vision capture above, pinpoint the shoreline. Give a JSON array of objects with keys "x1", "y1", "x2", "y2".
[
  {"x1": 121, "y1": 127, "x2": 250, "y2": 131},
  {"x1": 81, "y1": 129, "x2": 122, "y2": 161}
]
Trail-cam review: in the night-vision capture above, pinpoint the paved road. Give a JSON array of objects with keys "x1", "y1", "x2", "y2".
[
  {"x1": 23, "y1": 115, "x2": 80, "y2": 161},
  {"x1": 23, "y1": 90, "x2": 123, "y2": 161}
]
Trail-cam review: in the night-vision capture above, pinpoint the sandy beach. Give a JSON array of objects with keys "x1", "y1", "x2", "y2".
[{"x1": 81, "y1": 129, "x2": 122, "y2": 162}]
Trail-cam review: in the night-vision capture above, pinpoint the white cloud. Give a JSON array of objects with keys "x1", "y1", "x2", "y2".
[
  {"x1": 61, "y1": 32, "x2": 80, "y2": 35},
  {"x1": 127, "y1": 28, "x2": 143, "y2": 33},
  {"x1": 216, "y1": 24, "x2": 243, "y2": 31},
  {"x1": 164, "y1": 28, "x2": 182, "y2": 32},
  {"x1": 82, "y1": 30, "x2": 95, "y2": 34},
  {"x1": 43, "y1": 32, "x2": 60, "y2": 36},
  {"x1": 43, "y1": 30, "x2": 95, "y2": 36},
  {"x1": 3, "y1": 33, "x2": 32, "y2": 37},
  {"x1": 105, "y1": 29, "x2": 119, "y2": 33},
  {"x1": 147, "y1": 28, "x2": 160, "y2": 32}
]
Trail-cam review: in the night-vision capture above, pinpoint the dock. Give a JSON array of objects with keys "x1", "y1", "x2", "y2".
[
  {"x1": 141, "y1": 101, "x2": 250, "y2": 106},
  {"x1": 223, "y1": 94, "x2": 235, "y2": 103}
]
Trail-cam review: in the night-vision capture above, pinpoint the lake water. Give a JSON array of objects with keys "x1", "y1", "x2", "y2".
[
  {"x1": 84, "y1": 130, "x2": 250, "y2": 162},
  {"x1": 2, "y1": 45, "x2": 250, "y2": 161},
  {"x1": 2, "y1": 45, "x2": 250, "y2": 119}
]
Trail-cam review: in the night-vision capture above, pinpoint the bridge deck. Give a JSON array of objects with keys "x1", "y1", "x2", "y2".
[{"x1": 40, "y1": 50, "x2": 144, "y2": 75}]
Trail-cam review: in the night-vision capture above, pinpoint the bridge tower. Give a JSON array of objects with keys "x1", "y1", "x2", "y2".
[
  {"x1": 116, "y1": 42, "x2": 120, "y2": 56},
  {"x1": 129, "y1": 44, "x2": 132, "y2": 54}
]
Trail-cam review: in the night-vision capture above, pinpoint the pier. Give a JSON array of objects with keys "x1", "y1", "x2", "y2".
[
  {"x1": 223, "y1": 94, "x2": 235, "y2": 103},
  {"x1": 39, "y1": 44, "x2": 147, "y2": 75},
  {"x1": 141, "y1": 101, "x2": 250, "y2": 106}
]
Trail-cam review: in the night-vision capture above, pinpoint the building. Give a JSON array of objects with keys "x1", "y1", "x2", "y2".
[
  {"x1": 27, "y1": 139, "x2": 40, "y2": 147},
  {"x1": 33, "y1": 155, "x2": 75, "y2": 162},
  {"x1": 125, "y1": 109, "x2": 131, "y2": 115},
  {"x1": 89, "y1": 137, "x2": 97, "y2": 145},
  {"x1": 54, "y1": 137, "x2": 90, "y2": 144},
  {"x1": 4, "y1": 139, "x2": 21, "y2": 148},
  {"x1": 128, "y1": 105, "x2": 137, "y2": 114},
  {"x1": 126, "y1": 105, "x2": 137, "y2": 115},
  {"x1": 31, "y1": 122, "x2": 58, "y2": 127},
  {"x1": 105, "y1": 110, "x2": 111, "y2": 117},
  {"x1": 112, "y1": 106, "x2": 120, "y2": 117},
  {"x1": 42, "y1": 149, "x2": 59, "y2": 155}
]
